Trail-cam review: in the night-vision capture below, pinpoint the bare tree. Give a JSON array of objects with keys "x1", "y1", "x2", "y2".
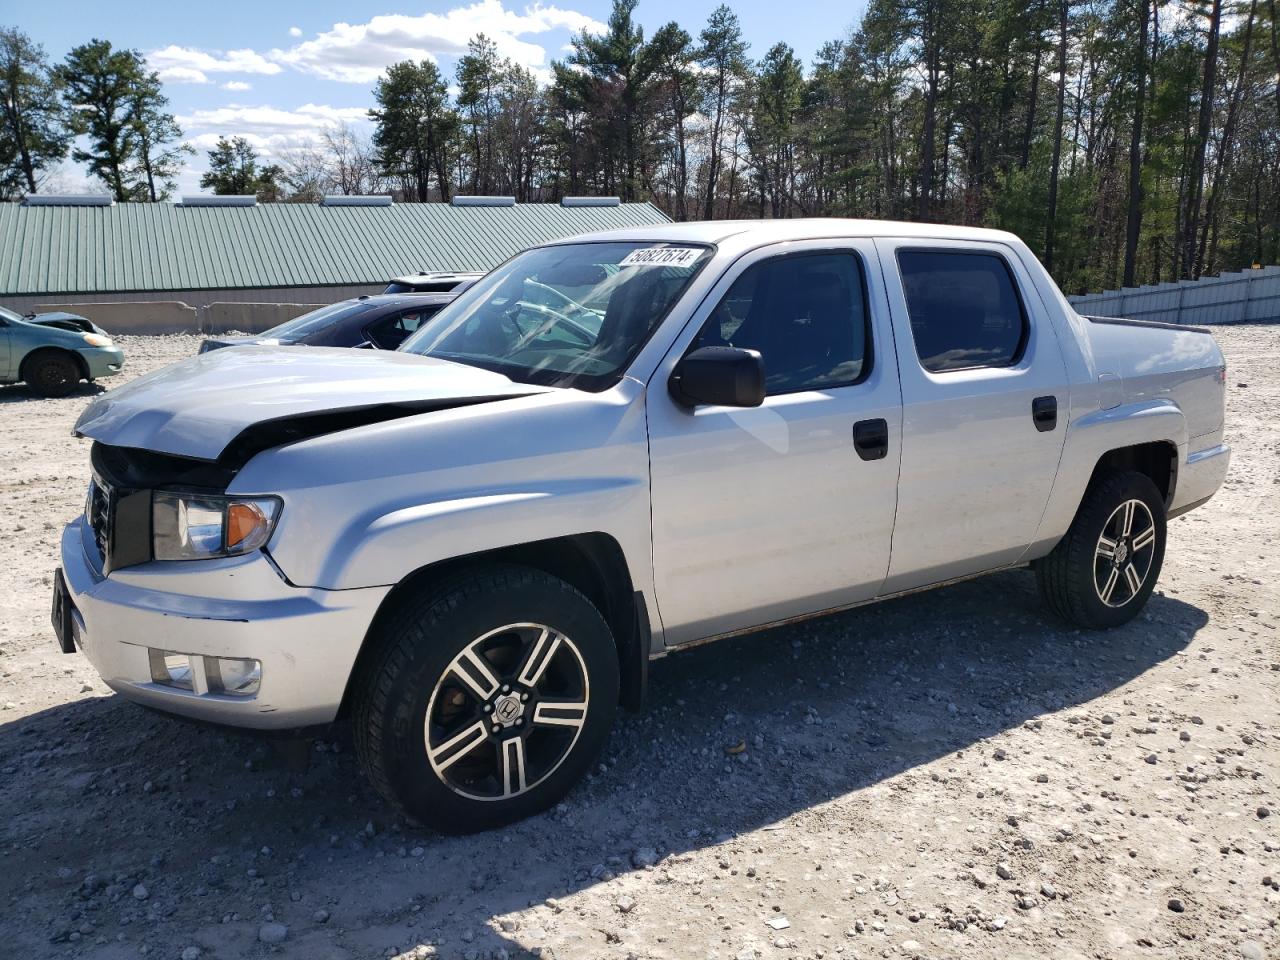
[
  {"x1": 322, "y1": 122, "x2": 381, "y2": 195},
  {"x1": 277, "y1": 142, "x2": 331, "y2": 202}
]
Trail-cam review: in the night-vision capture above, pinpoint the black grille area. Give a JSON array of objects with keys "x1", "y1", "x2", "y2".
[
  {"x1": 86, "y1": 442, "x2": 233, "y2": 575},
  {"x1": 87, "y1": 478, "x2": 113, "y2": 563}
]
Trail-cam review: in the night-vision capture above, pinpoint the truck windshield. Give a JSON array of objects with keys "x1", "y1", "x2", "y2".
[{"x1": 399, "y1": 241, "x2": 712, "y2": 391}]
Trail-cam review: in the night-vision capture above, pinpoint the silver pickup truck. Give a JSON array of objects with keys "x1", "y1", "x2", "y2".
[{"x1": 54, "y1": 219, "x2": 1229, "y2": 831}]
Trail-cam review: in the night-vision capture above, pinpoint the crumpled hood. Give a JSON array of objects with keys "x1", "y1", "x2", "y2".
[
  {"x1": 28, "y1": 311, "x2": 106, "y2": 335},
  {"x1": 74, "y1": 346, "x2": 548, "y2": 461}
]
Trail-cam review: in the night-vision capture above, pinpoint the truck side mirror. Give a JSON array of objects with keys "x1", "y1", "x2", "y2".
[{"x1": 669, "y1": 346, "x2": 766, "y2": 408}]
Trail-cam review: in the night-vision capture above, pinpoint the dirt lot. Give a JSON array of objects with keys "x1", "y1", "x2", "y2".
[{"x1": 1, "y1": 328, "x2": 1277, "y2": 960}]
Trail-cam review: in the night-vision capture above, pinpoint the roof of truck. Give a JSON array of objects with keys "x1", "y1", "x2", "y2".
[{"x1": 549, "y1": 218, "x2": 1023, "y2": 248}]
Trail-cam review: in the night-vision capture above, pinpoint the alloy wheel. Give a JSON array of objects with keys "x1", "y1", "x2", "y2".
[
  {"x1": 424, "y1": 623, "x2": 589, "y2": 801},
  {"x1": 1093, "y1": 498, "x2": 1158, "y2": 607}
]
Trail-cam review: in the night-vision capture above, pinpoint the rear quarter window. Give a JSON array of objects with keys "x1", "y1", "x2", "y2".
[{"x1": 897, "y1": 250, "x2": 1028, "y2": 373}]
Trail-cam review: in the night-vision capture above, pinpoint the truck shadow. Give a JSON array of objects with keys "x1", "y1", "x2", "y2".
[{"x1": 0, "y1": 568, "x2": 1208, "y2": 959}]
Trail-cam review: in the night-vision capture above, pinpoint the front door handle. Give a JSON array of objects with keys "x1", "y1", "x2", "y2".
[
  {"x1": 853, "y1": 418, "x2": 889, "y2": 461},
  {"x1": 1032, "y1": 395, "x2": 1058, "y2": 432}
]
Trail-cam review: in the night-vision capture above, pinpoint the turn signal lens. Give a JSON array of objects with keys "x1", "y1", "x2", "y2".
[{"x1": 226, "y1": 501, "x2": 271, "y2": 550}]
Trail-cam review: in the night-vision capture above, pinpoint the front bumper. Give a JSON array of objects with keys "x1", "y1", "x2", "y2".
[
  {"x1": 58, "y1": 518, "x2": 389, "y2": 729},
  {"x1": 82, "y1": 346, "x2": 125, "y2": 379}
]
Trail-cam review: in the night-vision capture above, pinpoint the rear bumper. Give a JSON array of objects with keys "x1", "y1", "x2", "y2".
[
  {"x1": 58, "y1": 518, "x2": 389, "y2": 729},
  {"x1": 1170, "y1": 442, "x2": 1230, "y2": 518}
]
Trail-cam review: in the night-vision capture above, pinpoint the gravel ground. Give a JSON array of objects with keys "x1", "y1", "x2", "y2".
[{"x1": 0, "y1": 328, "x2": 1277, "y2": 960}]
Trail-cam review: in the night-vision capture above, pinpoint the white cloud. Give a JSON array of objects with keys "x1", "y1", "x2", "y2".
[
  {"x1": 269, "y1": 0, "x2": 605, "y2": 83},
  {"x1": 179, "y1": 103, "x2": 371, "y2": 162},
  {"x1": 289, "y1": 26, "x2": 303, "y2": 37},
  {"x1": 147, "y1": 45, "x2": 283, "y2": 84},
  {"x1": 180, "y1": 103, "x2": 368, "y2": 134},
  {"x1": 156, "y1": 65, "x2": 210, "y2": 84},
  {"x1": 221, "y1": 80, "x2": 252, "y2": 91}
]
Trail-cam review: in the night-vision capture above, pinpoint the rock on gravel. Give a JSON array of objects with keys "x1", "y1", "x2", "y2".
[{"x1": 258, "y1": 922, "x2": 288, "y2": 944}]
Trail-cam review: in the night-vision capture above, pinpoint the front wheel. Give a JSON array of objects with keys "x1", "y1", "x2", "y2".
[
  {"x1": 353, "y1": 565, "x2": 619, "y2": 833},
  {"x1": 25, "y1": 350, "x2": 82, "y2": 398},
  {"x1": 1035, "y1": 470, "x2": 1167, "y2": 629}
]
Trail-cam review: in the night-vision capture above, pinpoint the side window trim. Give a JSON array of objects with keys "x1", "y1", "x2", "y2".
[
  {"x1": 895, "y1": 246, "x2": 1031, "y2": 375},
  {"x1": 688, "y1": 248, "x2": 876, "y2": 398}
]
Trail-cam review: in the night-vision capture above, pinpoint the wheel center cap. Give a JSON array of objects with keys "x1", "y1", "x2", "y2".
[
  {"x1": 1115, "y1": 541, "x2": 1129, "y2": 565},
  {"x1": 491, "y1": 692, "x2": 525, "y2": 728}
]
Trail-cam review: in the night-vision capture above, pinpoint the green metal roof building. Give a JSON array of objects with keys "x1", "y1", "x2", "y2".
[{"x1": 0, "y1": 196, "x2": 671, "y2": 316}]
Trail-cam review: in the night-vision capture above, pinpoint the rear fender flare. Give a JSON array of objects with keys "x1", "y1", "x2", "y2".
[{"x1": 1027, "y1": 400, "x2": 1187, "y2": 558}]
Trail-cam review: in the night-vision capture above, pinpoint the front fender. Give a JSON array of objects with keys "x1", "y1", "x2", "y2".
[
  {"x1": 1026, "y1": 399, "x2": 1187, "y2": 558},
  {"x1": 231, "y1": 382, "x2": 657, "y2": 612},
  {"x1": 310, "y1": 477, "x2": 649, "y2": 590}
]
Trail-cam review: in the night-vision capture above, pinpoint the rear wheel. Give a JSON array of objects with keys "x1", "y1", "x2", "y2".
[
  {"x1": 24, "y1": 350, "x2": 81, "y2": 398},
  {"x1": 353, "y1": 565, "x2": 618, "y2": 833},
  {"x1": 1035, "y1": 470, "x2": 1167, "y2": 629}
]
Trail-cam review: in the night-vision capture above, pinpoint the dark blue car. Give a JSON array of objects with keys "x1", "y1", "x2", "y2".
[{"x1": 198, "y1": 293, "x2": 457, "y2": 354}]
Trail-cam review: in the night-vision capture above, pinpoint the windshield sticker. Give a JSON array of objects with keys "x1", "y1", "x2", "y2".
[{"x1": 618, "y1": 246, "x2": 703, "y2": 268}]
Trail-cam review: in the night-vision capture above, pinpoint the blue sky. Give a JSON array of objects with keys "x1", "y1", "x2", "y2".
[{"x1": 17, "y1": 0, "x2": 870, "y2": 195}]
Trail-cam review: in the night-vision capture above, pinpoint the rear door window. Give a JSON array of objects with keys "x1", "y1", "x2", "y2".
[{"x1": 896, "y1": 250, "x2": 1028, "y2": 373}]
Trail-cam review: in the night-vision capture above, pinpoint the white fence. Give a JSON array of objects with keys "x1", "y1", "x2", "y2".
[{"x1": 1067, "y1": 265, "x2": 1280, "y2": 325}]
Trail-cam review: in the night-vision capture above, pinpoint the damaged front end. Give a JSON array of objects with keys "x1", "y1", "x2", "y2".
[
  {"x1": 83, "y1": 394, "x2": 526, "y2": 576},
  {"x1": 70, "y1": 348, "x2": 559, "y2": 578},
  {"x1": 72, "y1": 346, "x2": 551, "y2": 461}
]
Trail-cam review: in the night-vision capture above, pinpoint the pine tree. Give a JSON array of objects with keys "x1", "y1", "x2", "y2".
[
  {"x1": 200, "y1": 136, "x2": 262, "y2": 195},
  {"x1": 0, "y1": 27, "x2": 70, "y2": 197},
  {"x1": 698, "y1": 5, "x2": 749, "y2": 218},
  {"x1": 370, "y1": 60, "x2": 457, "y2": 201},
  {"x1": 128, "y1": 71, "x2": 191, "y2": 201},
  {"x1": 60, "y1": 39, "x2": 146, "y2": 201}
]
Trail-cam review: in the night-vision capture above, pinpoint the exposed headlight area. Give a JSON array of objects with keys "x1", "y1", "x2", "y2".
[
  {"x1": 84, "y1": 443, "x2": 283, "y2": 574},
  {"x1": 152, "y1": 492, "x2": 281, "y2": 561}
]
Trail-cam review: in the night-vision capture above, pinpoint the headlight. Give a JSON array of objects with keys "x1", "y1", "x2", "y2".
[
  {"x1": 82, "y1": 333, "x2": 114, "y2": 347},
  {"x1": 152, "y1": 492, "x2": 281, "y2": 561}
]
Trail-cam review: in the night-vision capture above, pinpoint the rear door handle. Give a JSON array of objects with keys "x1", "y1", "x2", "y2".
[
  {"x1": 853, "y1": 418, "x2": 889, "y2": 461},
  {"x1": 1032, "y1": 395, "x2": 1057, "y2": 432}
]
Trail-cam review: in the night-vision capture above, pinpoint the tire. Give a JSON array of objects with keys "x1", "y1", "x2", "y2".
[
  {"x1": 24, "y1": 350, "x2": 82, "y2": 398},
  {"x1": 353, "y1": 565, "x2": 619, "y2": 833},
  {"x1": 1035, "y1": 470, "x2": 1167, "y2": 629}
]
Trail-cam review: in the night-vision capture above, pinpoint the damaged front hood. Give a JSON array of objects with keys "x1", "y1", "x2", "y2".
[
  {"x1": 29, "y1": 311, "x2": 105, "y2": 335},
  {"x1": 75, "y1": 346, "x2": 548, "y2": 462}
]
